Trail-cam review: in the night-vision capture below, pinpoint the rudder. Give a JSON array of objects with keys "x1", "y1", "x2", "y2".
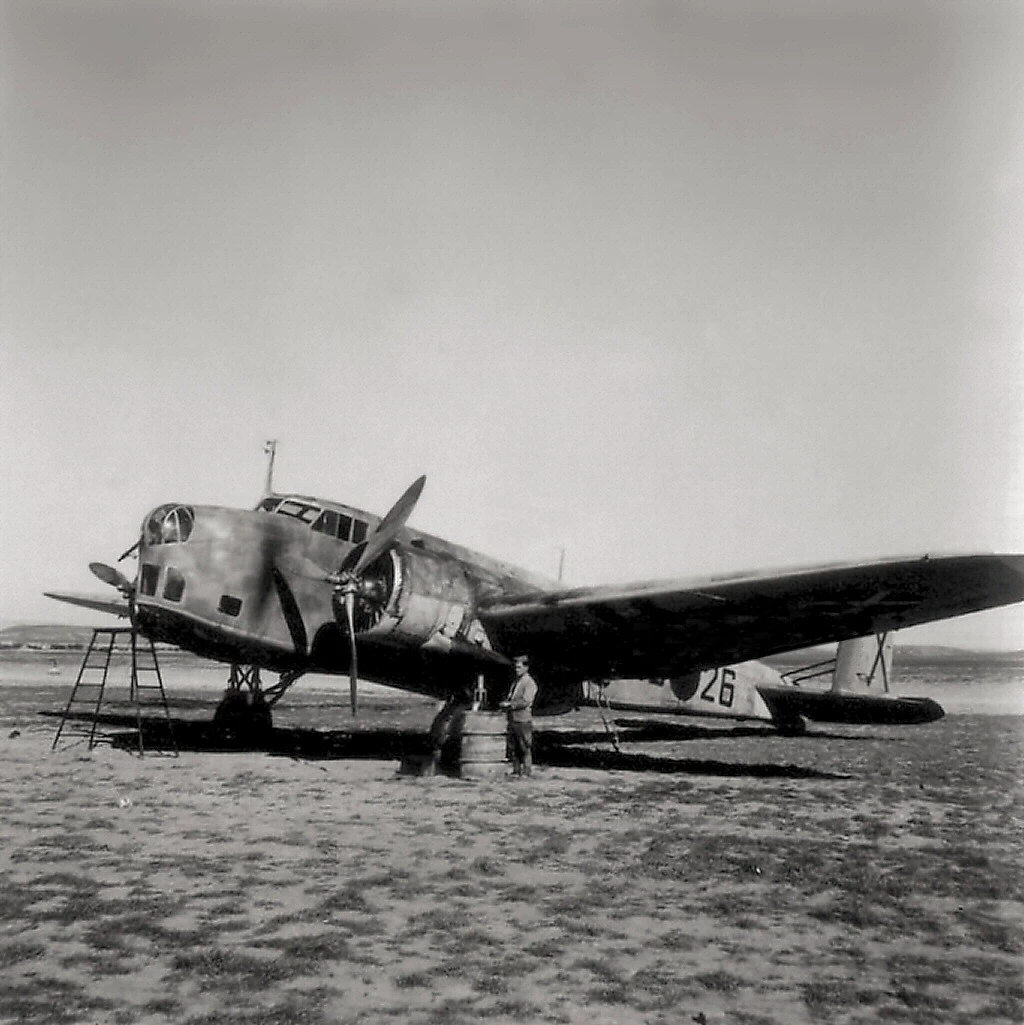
[{"x1": 832, "y1": 633, "x2": 893, "y2": 693}]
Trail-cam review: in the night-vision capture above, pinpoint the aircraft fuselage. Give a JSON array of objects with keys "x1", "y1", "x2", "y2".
[{"x1": 132, "y1": 495, "x2": 553, "y2": 702}]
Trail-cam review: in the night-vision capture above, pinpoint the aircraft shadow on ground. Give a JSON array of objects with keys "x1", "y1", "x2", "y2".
[
  {"x1": 608, "y1": 718, "x2": 898, "y2": 744},
  {"x1": 41, "y1": 710, "x2": 850, "y2": 780}
]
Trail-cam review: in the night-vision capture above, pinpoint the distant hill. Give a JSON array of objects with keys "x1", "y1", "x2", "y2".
[
  {"x1": 0, "y1": 624, "x2": 100, "y2": 648},
  {"x1": 892, "y1": 645, "x2": 1024, "y2": 665},
  {"x1": 766, "y1": 643, "x2": 1024, "y2": 667}
]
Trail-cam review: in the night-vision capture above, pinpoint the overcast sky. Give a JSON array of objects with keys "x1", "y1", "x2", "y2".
[{"x1": 2, "y1": 0, "x2": 1022, "y2": 648}]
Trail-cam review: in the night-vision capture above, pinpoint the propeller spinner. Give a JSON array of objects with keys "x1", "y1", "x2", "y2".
[{"x1": 331, "y1": 475, "x2": 425, "y2": 715}]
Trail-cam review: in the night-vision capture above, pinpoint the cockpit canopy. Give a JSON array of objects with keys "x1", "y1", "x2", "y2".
[
  {"x1": 143, "y1": 504, "x2": 195, "y2": 546},
  {"x1": 257, "y1": 495, "x2": 369, "y2": 543}
]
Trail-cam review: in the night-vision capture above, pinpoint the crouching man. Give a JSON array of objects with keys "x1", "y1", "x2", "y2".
[{"x1": 501, "y1": 655, "x2": 538, "y2": 777}]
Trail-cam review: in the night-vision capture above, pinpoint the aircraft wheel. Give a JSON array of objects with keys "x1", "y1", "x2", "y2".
[{"x1": 214, "y1": 690, "x2": 273, "y2": 746}]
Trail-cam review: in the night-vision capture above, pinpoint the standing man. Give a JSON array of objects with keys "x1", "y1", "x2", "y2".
[{"x1": 502, "y1": 655, "x2": 538, "y2": 777}]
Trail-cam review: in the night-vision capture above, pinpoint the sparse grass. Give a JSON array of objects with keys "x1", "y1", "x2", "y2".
[
  {"x1": 60, "y1": 948, "x2": 133, "y2": 975},
  {"x1": 695, "y1": 968, "x2": 744, "y2": 993},
  {"x1": 655, "y1": 927, "x2": 700, "y2": 952},
  {"x1": 255, "y1": 930, "x2": 355, "y2": 964},
  {"x1": 143, "y1": 996, "x2": 185, "y2": 1016},
  {"x1": 524, "y1": 937, "x2": 563, "y2": 958},
  {"x1": 0, "y1": 978, "x2": 116, "y2": 1024},
  {"x1": 802, "y1": 976, "x2": 861, "y2": 1011},
  {"x1": 317, "y1": 887, "x2": 373, "y2": 915},
  {"x1": 0, "y1": 940, "x2": 45, "y2": 968},
  {"x1": 3, "y1": 671, "x2": 1022, "y2": 1024},
  {"x1": 395, "y1": 969, "x2": 435, "y2": 988},
  {"x1": 170, "y1": 947, "x2": 297, "y2": 992}
]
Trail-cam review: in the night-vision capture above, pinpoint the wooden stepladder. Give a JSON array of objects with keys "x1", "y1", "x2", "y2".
[{"x1": 51, "y1": 627, "x2": 178, "y2": 756}]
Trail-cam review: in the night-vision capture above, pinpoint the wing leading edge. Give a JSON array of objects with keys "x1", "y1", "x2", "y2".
[
  {"x1": 43, "y1": 592, "x2": 131, "y2": 618},
  {"x1": 481, "y1": 554, "x2": 1024, "y2": 680}
]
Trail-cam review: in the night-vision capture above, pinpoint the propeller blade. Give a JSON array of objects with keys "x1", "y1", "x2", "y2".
[
  {"x1": 90, "y1": 562, "x2": 134, "y2": 595},
  {"x1": 344, "y1": 589, "x2": 358, "y2": 716},
  {"x1": 353, "y1": 475, "x2": 426, "y2": 577}
]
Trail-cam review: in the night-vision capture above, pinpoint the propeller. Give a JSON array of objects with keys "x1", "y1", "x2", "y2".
[
  {"x1": 87, "y1": 560, "x2": 137, "y2": 625},
  {"x1": 90, "y1": 561, "x2": 135, "y2": 597},
  {"x1": 331, "y1": 475, "x2": 426, "y2": 716}
]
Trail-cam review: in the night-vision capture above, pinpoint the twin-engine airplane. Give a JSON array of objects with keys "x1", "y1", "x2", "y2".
[{"x1": 46, "y1": 467, "x2": 1024, "y2": 739}]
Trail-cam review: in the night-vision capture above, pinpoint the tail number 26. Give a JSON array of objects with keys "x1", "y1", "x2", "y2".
[{"x1": 699, "y1": 667, "x2": 736, "y2": 708}]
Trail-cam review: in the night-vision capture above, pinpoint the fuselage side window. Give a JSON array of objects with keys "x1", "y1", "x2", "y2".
[
  {"x1": 163, "y1": 568, "x2": 185, "y2": 603},
  {"x1": 140, "y1": 564, "x2": 160, "y2": 596}
]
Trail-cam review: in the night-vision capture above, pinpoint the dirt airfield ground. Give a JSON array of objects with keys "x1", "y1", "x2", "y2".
[{"x1": 0, "y1": 653, "x2": 1021, "y2": 1025}]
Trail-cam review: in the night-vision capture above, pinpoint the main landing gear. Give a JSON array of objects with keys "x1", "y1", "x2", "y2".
[{"x1": 213, "y1": 665, "x2": 303, "y2": 745}]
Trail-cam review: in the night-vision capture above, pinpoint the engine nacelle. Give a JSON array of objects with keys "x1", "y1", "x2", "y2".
[{"x1": 332, "y1": 543, "x2": 490, "y2": 653}]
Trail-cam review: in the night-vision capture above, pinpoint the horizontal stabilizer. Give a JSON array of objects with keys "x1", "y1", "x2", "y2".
[
  {"x1": 757, "y1": 685, "x2": 943, "y2": 726},
  {"x1": 43, "y1": 591, "x2": 131, "y2": 618}
]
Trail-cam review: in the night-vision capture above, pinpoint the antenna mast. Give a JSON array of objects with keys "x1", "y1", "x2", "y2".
[{"x1": 262, "y1": 439, "x2": 277, "y2": 497}]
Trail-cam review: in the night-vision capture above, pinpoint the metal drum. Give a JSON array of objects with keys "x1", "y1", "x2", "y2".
[{"x1": 458, "y1": 710, "x2": 509, "y2": 779}]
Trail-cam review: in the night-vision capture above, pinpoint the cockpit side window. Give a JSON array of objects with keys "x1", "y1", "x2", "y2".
[
  {"x1": 273, "y1": 500, "x2": 370, "y2": 540},
  {"x1": 312, "y1": 510, "x2": 340, "y2": 537},
  {"x1": 257, "y1": 497, "x2": 280, "y2": 512},
  {"x1": 275, "y1": 500, "x2": 321, "y2": 523}
]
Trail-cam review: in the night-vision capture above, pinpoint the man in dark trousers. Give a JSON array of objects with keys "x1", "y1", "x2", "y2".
[{"x1": 502, "y1": 655, "x2": 538, "y2": 777}]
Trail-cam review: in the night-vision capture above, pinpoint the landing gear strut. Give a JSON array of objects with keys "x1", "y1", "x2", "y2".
[{"x1": 213, "y1": 665, "x2": 303, "y2": 745}]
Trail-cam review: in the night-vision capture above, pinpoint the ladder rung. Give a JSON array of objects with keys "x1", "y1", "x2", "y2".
[{"x1": 54, "y1": 629, "x2": 177, "y2": 757}]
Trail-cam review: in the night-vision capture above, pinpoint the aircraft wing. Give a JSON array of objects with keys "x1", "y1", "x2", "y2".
[
  {"x1": 44, "y1": 591, "x2": 131, "y2": 618},
  {"x1": 480, "y1": 554, "x2": 1024, "y2": 679}
]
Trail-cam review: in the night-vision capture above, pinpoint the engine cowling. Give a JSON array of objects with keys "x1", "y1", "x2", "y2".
[{"x1": 331, "y1": 543, "x2": 491, "y2": 653}]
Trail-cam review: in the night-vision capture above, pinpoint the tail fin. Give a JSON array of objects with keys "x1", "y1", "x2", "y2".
[{"x1": 832, "y1": 633, "x2": 893, "y2": 693}]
